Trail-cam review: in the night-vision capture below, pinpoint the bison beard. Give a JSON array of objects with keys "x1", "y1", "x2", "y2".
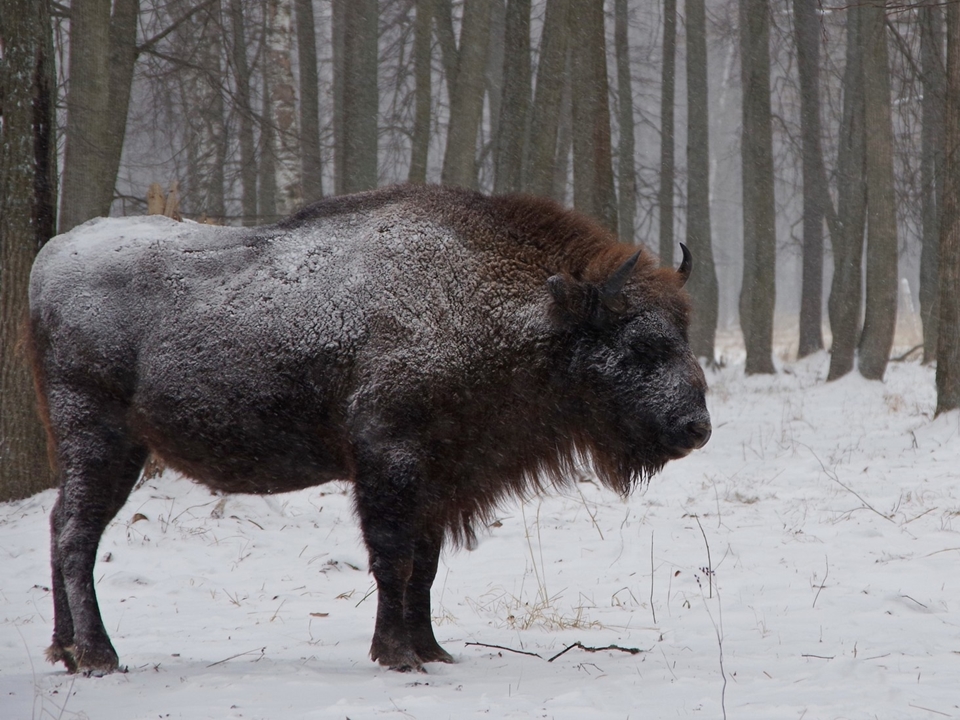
[{"x1": 28, "y1": 184, "x2": 710, "y2": 674}]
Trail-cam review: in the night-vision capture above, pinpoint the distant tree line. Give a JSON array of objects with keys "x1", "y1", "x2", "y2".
[{"x1": 3, "y1": 0, "x2": 960, "y2": 500}]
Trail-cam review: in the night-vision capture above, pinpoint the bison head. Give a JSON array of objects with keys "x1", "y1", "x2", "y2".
[{"x1": 547, "y1": 245, "x2": 710, "y2": 492}]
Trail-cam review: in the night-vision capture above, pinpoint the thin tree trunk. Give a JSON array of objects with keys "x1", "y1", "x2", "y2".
[
  {"x1": 827, "y1": 5, "x2": 867, "y2": 381},
  {"x1": 229, "y1": 0, "x2": 258, "y2": 224},
  {"x1": 686, "y1": 0, "x2": 718, "y2": 361},
  {"x1": 658, "y1": 0, "x2": 677, "y2": 266},
  {"x1": 331, "y1": 0, "x2": 345, "y2": 194},
  {"x1": 441, "y1": 0, "x2": 493, "y2": 189},
  {"x1": 525, "y1": 0, "x2": 569, "y2": 196},
  {"x1": 409, "y1": 0, "x2": 434, "y2": 183},
  {"x1": 98, "y1": 0, "x2": 140, "y2": 221},
  {"x1": 615, "y1": 0, "x2": 636, "y2": 242},
  {"x1": 569, "y1": 0, "x2": 617, "y2": 232},
  {"x1": 259, "y1": 59, "x2": 278, "y2": 221},
  {"x1": 341, "y1": 0, "x2": 379, "y2": 193},
  {"x1": 434, "y1": 0, "x2": 459, "y2": 97},
  {"x1": 921, "y1": 2, "x2": 945, "y2": 364},
  {"x1": 296, "y1": 0, "x2": 323, "y2": 203},
  {"x1": 738, "y1": 0, "x2": 776, "y2": 375},
  {"x1": 936, "y1": 2, "x2": 960, "y2": 413},
  {"x1": 59, "y1": 0, "x2": 112, "y2": 232},
  {"x1": 552, "y1": 55, "x2": 573, "y2": 203},
  {"x1": 264, "y1": 0, "x2": 302, "y2": 216},
  {"x1": 494, "y1": 0, "x2": 531, "y2": 194},
  {"x1": 794, "y1": 0, "x2": 825, "y2": 358},
  {"x1": 857, "y1": 0, "x2": 898, "y2": 381},
  {"x1": 0, "y1": 0, "x2": 59, "y2": 499}
]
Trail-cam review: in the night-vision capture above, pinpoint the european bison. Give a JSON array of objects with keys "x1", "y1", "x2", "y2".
[{"x1": 28, "y1": 184, "x2": 710, "y2": 674}]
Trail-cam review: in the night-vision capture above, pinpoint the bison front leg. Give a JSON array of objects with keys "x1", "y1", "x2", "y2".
[
  {"x1": 406, "y1": 530, "x2": 453, "y2": 664},
  {"x1": 353, "y1": 442, "x2": 430, "y2": 672}
]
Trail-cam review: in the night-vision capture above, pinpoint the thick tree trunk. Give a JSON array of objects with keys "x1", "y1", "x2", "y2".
[
  {"x1": 332, "y1": 0, "x2": 345, "y2": 194},
  {"x1": 434, "y1": 0, "x2": 459, "y2": 98},
  {"x1": 738, "y1": 0, "x2": 776, "y2": 375},
  {"x1": 857, "y1": 0, "x2": 898, "y2": 381},
  {"x1": 685, "y1": 0, "x2": 719, "y2": 361},
  {"x1": 296, "y1": 0, "x2": 323, "y2": 203},
  {"x1": 552, "y1": 54, "x2": 573, "y2": 203},
  {"x1": 658, "y1": 0, "x2": 677, "y2": 266},
  {"x1": 441, "y1": 0, "x2": 493, "y2": 189},
  {"x1": 569, "y1": 0, "x2": 617, "y2": 233},
  {"x1": 936, "y1": 3, "x2": 960, "y2": 414},
  {"x1": 259, "y1": 63, "x2": 278, "y2": 222},
  {"x1": 615, "y1": 0, "x2": 636, "y2": 242},
  {"x1": 921, "y1": 3, "x2": 945, "y2": 364},
  {"x1": 0, "y1": 0, "x2": 59, "y2": 500},
  {"x1": 827, "y1": 5, "x2": 866, "y2": 381},
  {"x1": 409, "y1": 0, "x2": 434, "y2": 183},
  {"x1": 341, "y1": 0, "x2": 379, "y2": 193},
  {"x1": 525, "y1": 0, "x2": 569, "y2": 196},
  {"x1": 229, "y1": 0, "x2": 258, "y2": 225},
  {"x1": 494, "y1": 0, "x2": 531, "y2": 194},
  {"x1": 794, "y1": 0, "x2": 825, "y2": 358},
  {"x1": 59, "y1": 0, "x2": 113, "y2": 232}
]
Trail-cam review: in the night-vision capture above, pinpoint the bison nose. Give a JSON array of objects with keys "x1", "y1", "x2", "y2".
[{"x1": 686, "y1": 420, "x2": 712, "y2": 449}]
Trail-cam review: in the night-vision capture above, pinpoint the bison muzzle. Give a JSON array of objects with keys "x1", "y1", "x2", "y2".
[{"x1": 28, "y1": 184, "x2": 710, "y2": 674}]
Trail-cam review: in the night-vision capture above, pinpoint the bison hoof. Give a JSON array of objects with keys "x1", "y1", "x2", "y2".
[
  {"x1": 371, "y1": 642, "x2": 424, "y2": 673},
  {"x1": 416, "y1": 643, "x2": 455, "y2": 665},
  {"x1": 71, "y1": 644, "x2": 121, "y2": 676}
]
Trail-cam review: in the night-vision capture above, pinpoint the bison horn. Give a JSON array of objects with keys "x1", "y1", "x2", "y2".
[
  {"x1": 602, "y1": 249, "x2": 643, "y2": 299},
  {"x1": 677, "y1": 243, "x2": 692, "y2": 287}
]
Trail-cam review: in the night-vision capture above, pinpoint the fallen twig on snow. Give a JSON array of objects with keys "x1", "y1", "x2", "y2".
[{"x1": 546, "y1": 642, "x2": 644, "y2": 662}]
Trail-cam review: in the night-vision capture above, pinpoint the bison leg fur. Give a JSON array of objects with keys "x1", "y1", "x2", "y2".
[
  {"x1": 406, "y1": 529, "x2": 453, "y2": 664},
  {"x1": 353, "y1": 443, "x2": 435, "y2": 672},
  {"x1": 47, "y1": 392, "x2": 147, "y2": 675}
]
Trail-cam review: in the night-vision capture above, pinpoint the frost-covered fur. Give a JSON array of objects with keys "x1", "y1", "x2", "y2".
[{"x1": 29, "y1": 184, "x2": 710, "y2": 673}]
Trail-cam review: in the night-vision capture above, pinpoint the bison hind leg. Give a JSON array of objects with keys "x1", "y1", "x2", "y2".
[{"x1": 47, "y1": 389, "x2": 148, "y2": 675}]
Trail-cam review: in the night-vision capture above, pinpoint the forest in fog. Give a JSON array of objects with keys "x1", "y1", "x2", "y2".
[{"x1": 5, "y1": 0, "x2": 960, "y2": 500}]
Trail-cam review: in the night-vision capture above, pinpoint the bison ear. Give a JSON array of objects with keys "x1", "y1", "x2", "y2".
[{"x1": 547, "y1": 274, "x2": 614, "y2": 326}]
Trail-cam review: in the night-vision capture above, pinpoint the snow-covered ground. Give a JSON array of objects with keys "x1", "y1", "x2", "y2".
[{"x1": 3, "y1": 351, "x2": 960, "y2": 719}]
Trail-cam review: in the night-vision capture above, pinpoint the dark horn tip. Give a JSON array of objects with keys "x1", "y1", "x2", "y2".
[{"x1": 678, "y1": 243, "x2": 692, "y2": 286}]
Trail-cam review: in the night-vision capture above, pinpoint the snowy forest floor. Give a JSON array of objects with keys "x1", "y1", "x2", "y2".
[{"x1": 3, "y1": 345, "x2": 960, "y2": 719}]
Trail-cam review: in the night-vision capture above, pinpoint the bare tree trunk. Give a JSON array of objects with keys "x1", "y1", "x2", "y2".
[
  {"x1": 794, "y1": 0, "x2": 824, "y2": 358},
  {"x1": 229, "y1": 0, "x2": 258, "y2": 225},
  {"x1": 615, "y1": 0, "x2": 636, "y2": 242},
  {"x1": 485, "y1": 0, "x2": 506, "y2": 167},
  {"x1": 59, "y1": 0, "x2": 112, "y2": 231},
  {"x1": 259, "y1": 59, "x2": 278, "y2": 221},
  {"x1": 921, "y1": 2, "x2": 945, "y2": 364},
  {"x1": 552, "y1": 55, "x2": 573, "y2": 203},
  {"x1": 98, "y1": 0, "x2": 140, "y2": 220},
  {"x1": 332, "y1": 0, "x2": 345, "y2": 194},
  {"x1": 409, "y1": 0, "x2": 434, "y2": 183},
  {"x1": 264, "y1": 0, "x2": 302, "y2": 216},
  {"x1": 525, "y1": 0, "x2": 569, "y2": 196},
  {"x1": 569, "y1": 0, "x2": 617, "y2": 232},
  {"x1": 827, "y1": 5, "x2": 867, "y2": 381},
  {"x1": 441, "y1": 0, "x2": 493, "y2": 189},
  {"x1": 857, "y1": 0, "x2": 898, "y2": 381},
  {"x1": 937, "y1": 2, "x2": 960, "y2": 413},
  {"x1": 658, "y1": 0, "x2": 677, "y2": 266},
  {"x1": 0, "y1": 0, "x2": 58, "y2": 500},
  {"x1": 341, "y1": 0, "x2": 379, "y2": 193},
  {"x1": 686, "y1": 0, "x2": 718, "y2": 361},
  {"x1": 296, "y1": 0, "x2": 323, "y2": 203},
  {"x1": 494, "y1": 0, "x2": 531, "y2": 194},
  {"x1": 434, "y1": 0, "x2": 459, "y2": 97},
  {"x1": 738, "y1": 0, "x2": 776, "y2": 375}
]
